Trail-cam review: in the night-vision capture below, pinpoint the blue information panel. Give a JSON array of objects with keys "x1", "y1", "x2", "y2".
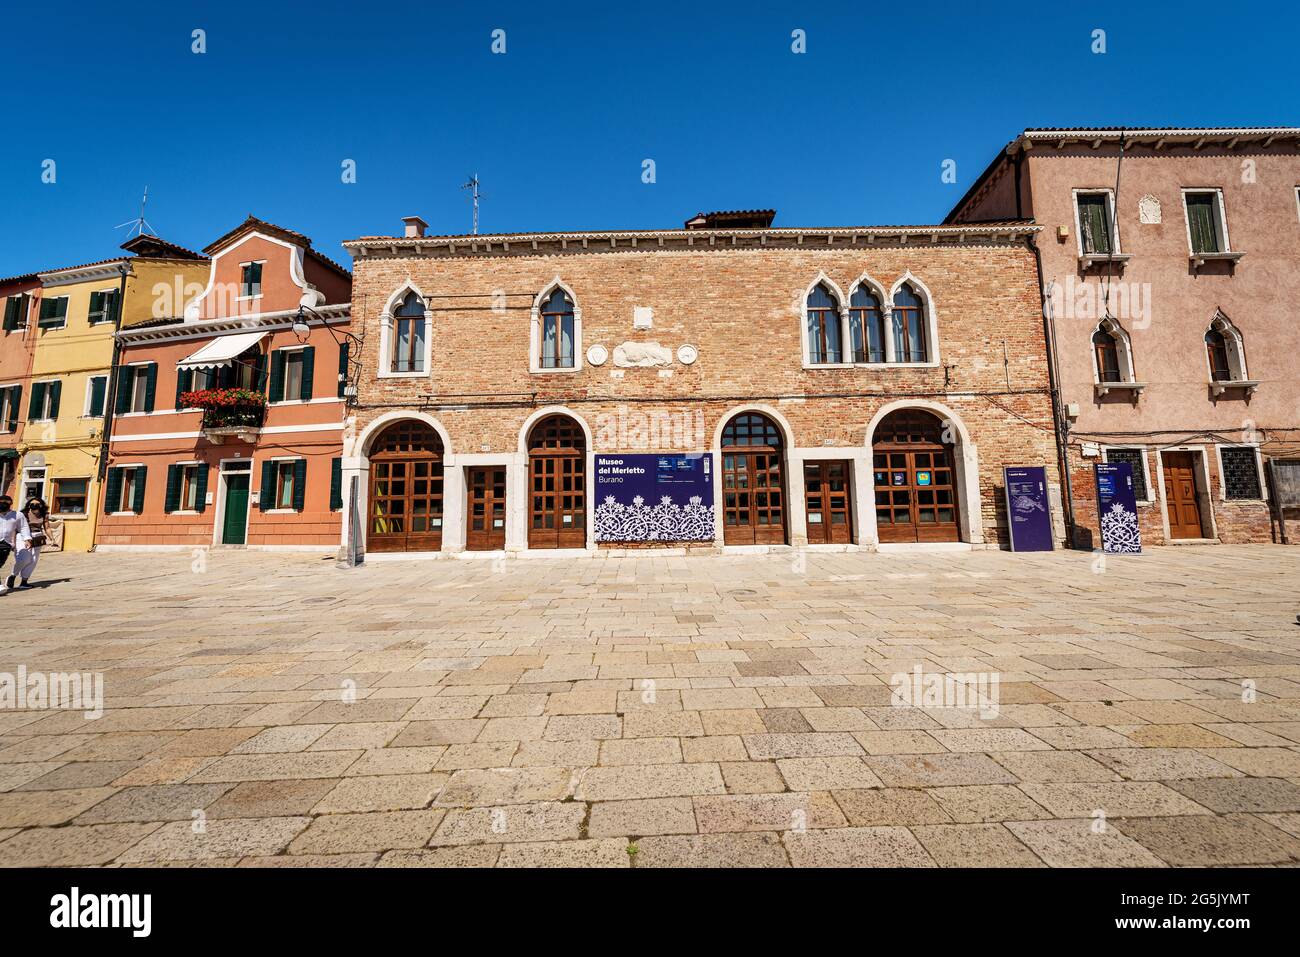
[
  {"x1": 594, "y1": 453, "x2": 715, "y2": 542},
  {"x1": 1003, "y1": 466, "x2": 1054, "y2": 552},
  {"x1": 1095, "y1": 462, "x2": 1142, "y2": 553}
]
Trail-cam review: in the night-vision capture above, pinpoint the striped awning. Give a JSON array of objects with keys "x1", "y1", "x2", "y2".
[{"x1": 177, "y1": 330, "x2": 267, "y2": 370}]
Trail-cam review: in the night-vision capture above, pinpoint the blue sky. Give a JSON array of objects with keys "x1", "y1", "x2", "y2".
[{"x1": 1, "y1": 0, "x2": 1296, "y2": 275}]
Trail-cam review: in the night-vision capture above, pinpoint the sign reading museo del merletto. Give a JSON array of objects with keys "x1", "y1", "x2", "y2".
[
  {"x1": 594, "y1": 453, "x2": 715, "y2": 542},
  {"x1": 1094, "y1": 461, "x2": 1142, "y2": 553},
  {"x1": 1003, "y1": 466, "x2": 1053, "y2": 552}
]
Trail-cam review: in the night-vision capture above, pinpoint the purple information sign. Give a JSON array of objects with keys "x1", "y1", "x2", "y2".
[
  {"x1": 1003, "y1": 466, "x2": 1054, "y2": 552},
  {"x1": 593, "y1": 453, "x2": 715, "y2": 542},
  {"x1": 1095, "y1": 461, "x2": 1142, "y2": 554}
]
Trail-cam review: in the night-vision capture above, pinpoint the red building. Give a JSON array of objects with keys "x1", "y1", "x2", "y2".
[{"x1": 96, "y1": 218, "x2": 352, "y2": 551}]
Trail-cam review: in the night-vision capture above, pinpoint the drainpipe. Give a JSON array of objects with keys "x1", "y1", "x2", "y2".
[
  {"x1": 1028, "y1": 233, "x2": 1077, "y2": 547},
  {"x1": 96, "y1": 263, "x2": 130, "y2": 481}
]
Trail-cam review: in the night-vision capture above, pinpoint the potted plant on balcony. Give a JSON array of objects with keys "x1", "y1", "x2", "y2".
[{"x1": 180, "y1": 387, "x2": 266, "y2": 441}]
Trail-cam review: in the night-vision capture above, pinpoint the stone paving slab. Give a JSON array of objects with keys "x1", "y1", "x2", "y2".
[{"x1": 1, "y1": 545, "x2": 1299, "y2": 867}]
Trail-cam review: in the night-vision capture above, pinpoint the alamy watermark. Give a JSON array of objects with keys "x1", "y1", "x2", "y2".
[
  {"x1": 890, "y1": 665, "x2": 1000, "y2": 718},
  {"x1": 1, "y1": 666, "x2": 104, "y2": 720}
]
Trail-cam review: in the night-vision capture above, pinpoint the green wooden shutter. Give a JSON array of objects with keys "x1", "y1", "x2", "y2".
[
  {"x1": 292, "y1": 459, "x2": 307, "y2": 512},
  {"x1": 164, "y1": 464, "x2": 181, "y2": 513},
  {"x1": 337, "y1": 343, "x2": 349, "y2": 398},
  {"x1": 1079, "y1": 196, "x2": 1111, "y2": 254},
  {"x1": 103, "y1": 468, "x2": 123, "y2": 514},
  {"x1": 268, "y1": 351, "x2": 286, "y2": 402},
  {"x1": 132, "y1": 467, "x2": 147, "y2": 513},
  {"x1": 298, "y1": 347, "x2": 315, "y2": 400},
  {"x1": 253, "y1": 352, "x2": 267, "y2": 393},
  {"x1": 88, "y1": 291, "x2": 104, "y2": 323},
  {"x1": 38, "y1": 298, "x2": 60, "y2": 327},
  {"x1": 47, "y1": 380, "x2": 61, "y2": 419},
  {"x1": 114, "y1": 368, "x2": 133, "y2": 414},
  {"x1": 2, "y1": 297, "x2": 19, "y2": 331},
  {"x1": 194, "y1": 464, "x2": 210, "y2": 513},
  {"x1": 27, "y1": 382, "x2": 45, "y2": 419},
  {"x1": 329, "y1": 457, "x2": 343, "y2": 510},
  {"x1": 259, "y1": 461, "x2": 275, "y2": 510},
  {"x1": 142, "y1": 363, "x2": 157, "y2": 413},
  {"x1": 89, "y1": 377, "x2": 106, "y2": 417},
  {"x1": 108, "y1": 289, "x2": 121, "y2": 325},
  {"x1": 175, "y1": 368, "x2": 193, "y2": 408},
  {"x1": 6, "y1": 386, "x2": 20, "y2": 432}
]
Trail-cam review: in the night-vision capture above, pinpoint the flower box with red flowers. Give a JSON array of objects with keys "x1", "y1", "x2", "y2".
[{"x1": 180, "y1": 388, "x2": 267, "y2": 429}]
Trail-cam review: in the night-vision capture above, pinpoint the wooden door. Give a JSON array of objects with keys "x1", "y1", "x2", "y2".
[
  {"x1": 529, "y1": 452, "x2": 585, "y2": 547},
  {"x1": 366, "y1": 421, "x2": 445, "y2": 553},
  {"x1": 221, "y1": 475, "x2": 249, "y2": 545},
  {"x1": 722, "y1": 451, "x2": 786, "y2": 545},
  {"x1": 466, "y1": 467, "x2": 507, "y2": 550},
  {"x1": 1162, "y1": 452, "x2": 1204, "y2": 539},
  {"x1": 804, "y1": 461, "x2": 853, "y2": 544}
]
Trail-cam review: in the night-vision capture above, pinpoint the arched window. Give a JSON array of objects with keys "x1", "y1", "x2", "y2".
[
  {"x1": 849, "y1": 286, "x2": 885, "y2": 363},
  {"x1": 891, "y1": 285, "x2": 928, "y2": 363},
  {"x1": 805, "y1": 284, "x2": 842, "y2": 364},
  {"x1": 538, "y1": 288, "x2": 575, "y2": 369},
  {"x1": 1205, "y1": 313, "x2": 1247, "y2": 383},
  {"x1": 391, "y1": 292, "x2": 427, "y2": 374},
  {"x1": 1093, "y1": 328, "x2": 1123, "y2": 383}
]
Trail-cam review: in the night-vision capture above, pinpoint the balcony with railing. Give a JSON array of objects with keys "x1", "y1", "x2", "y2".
[{"x1": 181, "y1": 388, "x2": 267, "y2": 443}]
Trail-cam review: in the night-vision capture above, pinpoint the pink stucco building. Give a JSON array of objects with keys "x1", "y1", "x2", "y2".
[{"x1": 948, "y1": 127, "x2": 1300, "y2": 546}]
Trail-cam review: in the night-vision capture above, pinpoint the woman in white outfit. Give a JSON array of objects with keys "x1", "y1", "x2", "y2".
[
  {"x1": 0, "y1": 494, "x2": 32, "y2": 594},
  {"x1": 15, "y1": 496, "x2": 48, "y2": 588}
]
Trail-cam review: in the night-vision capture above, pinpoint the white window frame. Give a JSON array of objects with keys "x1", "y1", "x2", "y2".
[
  {"x1": 1204, "y1": 311, "x2": 1248, "y2": 383},
  {"x1": 1073, "y1": 188, "x2": 1122, "y2": 257},
  {"x1": 173, "y1": 460, "x2": 203, "y2": 514},
  {"x1": 111, "y1": 464, "x2": 145, "y2": 515},
  {"x1": 1090, "y1": 317, "x2": 1138, "y2": 385},
  {"x1": 1181, "y1": 187, "x2": 1232, "y2": 254},
  {"x1": 378, "y1": 285, "x2": 434, "y2": 379},
  {"x1": 237, "y1": 260, "x2": 266, "y2": 301},
  {"x1": 884, "y1": 273, "x2": 941, "y2": 367},
  {"x1": 1101, "y1": 445, "x2": 1154, "y2": 505},
  {"x1": 29, "y1": 378, "x2": 59, "y2": 422},
  {"x1": 2, "y1": 294, "x2": 30, "y2": 333},
  {"x1": 846, "y1": 272, "x2": 890, "y2": 366},
  {"x1": 529, "y1": 278, "x2": 583, "y2": 375},
  {"x1": 87, "y1": 287, "x2": 119, "y2": 325},
  {"x1": 83, "y1": 374, "x2": 108, "y2": 418},
  {"x1": 37, "y1": 295, "x2": 69, "y2": 330},
  {"x1": 52, "y1": 475, "x2": 91, "y2": 517},
  {"x1": 800, "y1": 274, "x2": 851, "y2": 369},
  {"x1": 118, "y1": 361, "x2": 153, "y2": 416},
  {"x1": 21, "y1": 466, "x2": 46, "y2": 503},
  {"x1": 0, "y1": 381, "x2": 19, "y2": 433},
  {"x1": 1214, "y1": 443, "x2": 1268, "y2": 503},
  {"x1": 264, "y1": 455, "x2": 305, "y2": 514},
  {"x1": 270, "y1": 345, "x2": 309, "y2": 404}
]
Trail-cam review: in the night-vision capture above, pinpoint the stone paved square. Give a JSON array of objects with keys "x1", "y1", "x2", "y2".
[{"x1": 1, "y1": 545, "x2": 1299, "y2": 867}]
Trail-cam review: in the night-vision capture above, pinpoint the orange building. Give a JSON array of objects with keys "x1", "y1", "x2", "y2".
[
  {"x1": 0, "y1": 273, "x2": 41, "y2": 495},
  {"x1": 96, "y1": 218, "x2": 352, "y2": 551}
]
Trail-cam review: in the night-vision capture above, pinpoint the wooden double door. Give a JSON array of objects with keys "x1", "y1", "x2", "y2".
[
  {"x1": 804, "y1": 461, "x2": 853, "y2": 544},
  {"x1": 873, "y1": 446, "x2": 960, "y2": 543},
  {"x1": 722, "y1": 450, "x2": 787, "y2": 544},
  {"x1": 1162, "y1": 452, "x2": 1205, "y2": 539},
  {"x1": 528, "y1": 415, "x2": 587, "y2": 549},
  {"x1": 367, "y1": 421, "x2": 445, "y2": 552},
  {"x1": 466, "y1": 467, "x2": 507, "y2": 550}
]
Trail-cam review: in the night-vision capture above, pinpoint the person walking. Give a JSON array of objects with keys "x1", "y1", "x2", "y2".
[
  {"x1": 0, "y1": 494, "x2": 32, "y2": 595},
  {"x1": 16, "y1": 496, "x2": 48, "y2": 588}
]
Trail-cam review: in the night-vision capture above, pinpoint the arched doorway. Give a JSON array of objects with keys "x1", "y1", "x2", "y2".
[
  {"x1": 872, "y1": 409, "x2": 960, "y2": 543},
  {"x1": 367, "y1": 420, "x2": 445, "y2": 552},
  {"x1": 528, "y1": 414, "x2": 586, "y2": 548},
  {"x1": 721, "y1": 412, "x2": 788, "y2": 545}
]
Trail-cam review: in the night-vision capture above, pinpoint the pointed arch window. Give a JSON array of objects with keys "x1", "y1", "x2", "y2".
[
  {"x1": 849, "y1": 286, "x2": 885, "y2": 363},
  {"x1": 539, "y1": 288, "x2": 575, "y2": 369},
  {"x1": 891, "y1": 284, "x2": 928, "y2": 363},
  {"x1": 391, "y1": 292, "x2": 427, "y2": 374},
  {"x1": 1205, "y1": 313, "x2": 1247, "y2": 384},
  {"x1": 806, "y1": 284, "x2": 843, "y2": 365},
  {"x1": 1093, "y1": 327, "x2": 1123, "y2": 383}
]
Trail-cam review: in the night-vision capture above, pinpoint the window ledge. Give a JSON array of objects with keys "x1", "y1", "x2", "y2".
[
  {"x1": 109, "y1": 511, "x2": 139, "y2": 517},
  {"x1": 1209, "y1": 379, "x2": 1260, "y2": 397},
  {"x1": 201, "y1": 425, "x2": 262, "y2": 444},
  {"x1": 377, "y1": 370, "x2": 428, "y2": 379},
  {"x1": 1190, "y1": 251, "x2": 1245, "y2": 269},
  {"x1": 529, "y1": 366, "x2": 582, "y2": 375},
  {"x1": 1221, "y1": 498, "x2": 1267, "y2": 505},
  {"x1": 1095, "y1": 381, "x2": 1146, "y2": 398},
  {"x1": 1079, "y1": 253, "x2": 1132, "y2": 270},
  {"x1": 263, "y1": 508, "x2": 300, "y2": 515}
]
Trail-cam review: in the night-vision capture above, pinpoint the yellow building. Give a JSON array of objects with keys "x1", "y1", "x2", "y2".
[{"x1": 19, "y1": 237, "x2": 208, "y2": 550}]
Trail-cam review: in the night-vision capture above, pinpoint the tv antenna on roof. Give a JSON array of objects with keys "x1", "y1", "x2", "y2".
[
  {"x1": 115, "y1": 186, "x2": 156, "y2": 238},
  {"x1": 461, "y1": 174, "x2": 482, "y2": 235}
]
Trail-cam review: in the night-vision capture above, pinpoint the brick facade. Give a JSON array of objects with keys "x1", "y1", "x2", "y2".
[{"x1": 342, "y1": 222, "x2": 1064, "y2": 553}]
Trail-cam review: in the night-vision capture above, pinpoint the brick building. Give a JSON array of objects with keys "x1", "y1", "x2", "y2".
[
  {"x1": 948, "y1": 127, "x2": 1300, "y2": 546},
  {"x1": 96, "y1": 218, "x2": 351, "y2": 551},
  {"x1": 339, "y1": 211, "x2": 1063, "y2": 557}
]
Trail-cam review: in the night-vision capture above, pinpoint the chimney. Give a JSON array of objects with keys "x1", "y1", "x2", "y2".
[{"x1": 401, "y1": 216, "x2": 428, "y2": 239}]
